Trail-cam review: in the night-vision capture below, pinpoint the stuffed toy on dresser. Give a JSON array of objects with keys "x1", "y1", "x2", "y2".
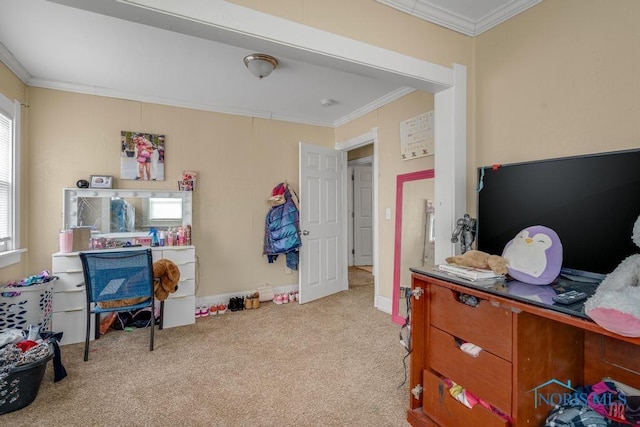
[{"x1": 584, "y1": 214, "x2": 640, "y2": 337}]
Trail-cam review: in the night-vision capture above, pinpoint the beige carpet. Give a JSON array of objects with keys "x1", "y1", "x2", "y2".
[
  {"x1": 2, "y1": 269, "x2": 410, "y2": 427},
  {"x1": 355, "y1": 265, "x2": 373, "y2": 273}
]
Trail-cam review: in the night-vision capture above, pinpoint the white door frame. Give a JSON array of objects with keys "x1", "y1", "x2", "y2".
[{"x1": 336, "y1": 129, "x2": 380, "y2": 307}]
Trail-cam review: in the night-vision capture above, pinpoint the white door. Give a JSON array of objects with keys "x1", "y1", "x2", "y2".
[
  {"x1": 298, "y1": 142, "x2": 346, "y2": 304},
  {"x1": 353, "y1": 166, "x2": 373, "y2": 265}
]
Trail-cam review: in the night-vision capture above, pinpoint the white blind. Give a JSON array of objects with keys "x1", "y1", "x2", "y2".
[{"x1": 0, "y1": 110, "x2": 11, "y2": 242}]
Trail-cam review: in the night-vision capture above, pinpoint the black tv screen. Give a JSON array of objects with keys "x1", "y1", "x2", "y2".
[{"x1": 475, "y1": 149, "x2": 640, "y2": 278}]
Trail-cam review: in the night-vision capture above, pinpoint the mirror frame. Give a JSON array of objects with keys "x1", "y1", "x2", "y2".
[
  {"x1": 63, "y1": 188, "x2": 192, "y2": 237},
  {"x1": 391, "y1": 169, "x2": 434, "y2": 325}
]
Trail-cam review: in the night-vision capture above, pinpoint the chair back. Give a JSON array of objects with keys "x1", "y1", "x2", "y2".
[{"x1": 80, "y1": 249, "x2": 154, "y2": 308}]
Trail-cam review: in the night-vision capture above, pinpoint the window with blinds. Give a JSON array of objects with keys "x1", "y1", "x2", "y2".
[{"x1": 0, "y1": 95, "x2": 16, "y2": 254}]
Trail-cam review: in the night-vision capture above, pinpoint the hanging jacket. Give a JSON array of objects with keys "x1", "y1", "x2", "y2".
[{"x1": 263, "y1": 183, "x2": 301, "y2": 267}]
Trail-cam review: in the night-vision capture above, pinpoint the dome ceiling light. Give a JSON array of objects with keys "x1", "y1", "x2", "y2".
[{"x1": 243, "y1": 53, "x2": 279, "y2": 79}]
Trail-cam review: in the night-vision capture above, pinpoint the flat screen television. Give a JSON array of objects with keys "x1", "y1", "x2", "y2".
[{"x1": 475, "y1": 148, "x2": 640, "y2": 280}]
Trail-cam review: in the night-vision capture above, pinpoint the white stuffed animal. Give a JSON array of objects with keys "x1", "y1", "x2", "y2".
[{"x1": 584, "y1": 215, "x2": 640, "y2": 337}]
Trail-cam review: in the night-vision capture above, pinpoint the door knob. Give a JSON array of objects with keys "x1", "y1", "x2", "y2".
[{"x1": 302, "y1": 230, "x2": 310, "y2": 236}]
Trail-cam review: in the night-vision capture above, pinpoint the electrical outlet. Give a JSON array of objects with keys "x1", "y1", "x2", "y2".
[{"x1": 285, "y1": 267, "x2": 292, "y2": 275}]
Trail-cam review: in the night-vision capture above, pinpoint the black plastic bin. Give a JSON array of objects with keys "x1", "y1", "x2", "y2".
[{"x1": 0, "y1": 345, "x2": 53, "y2": 415}]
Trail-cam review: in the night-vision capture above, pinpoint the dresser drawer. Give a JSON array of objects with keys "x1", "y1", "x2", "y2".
[
  {"x1": 161, "y1": 295, "x2": 195, "y2": 329},
  {"x1": 429, "y1": 326, "x2": 512, "y2": 415},
  {"x1": 52, "y1": 309, "x2": 94, "y2": 346},
  {"x1": 422, "y1": 370, "x2": 510, "y2": 427},
  {"x1": 169, "y1": 278, "x2": 194, "y2": 298},
  {"x1": 52, "y1": 253, "x2": 82, "y2": 273},
  {"x1": 53, "y1": 288, "x2": 87, "y2": 312},
  {"x1": 430, "y1": 284, "x2": 512, "y2": 361},
  {"x1": 176, "y1": 262, "x2": 195, "y2": 281},
  {"x1": 53, "y1": 272, "x2": 85, "y2": 292},
  {"x1": 160, "y1": 247, "x2": 195, "y2": 265}
]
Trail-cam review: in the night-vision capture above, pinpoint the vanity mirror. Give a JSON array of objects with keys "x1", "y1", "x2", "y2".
[{"x1": 63, "y1": 188, "x2": 192, "y2": 237}]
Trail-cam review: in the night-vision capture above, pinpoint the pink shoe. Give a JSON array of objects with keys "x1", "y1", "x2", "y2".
[
  {"x1": 273, "y1": 294, "x2": 283, "y2": 305},
  {"x1": 195, "y1": 306, "x2": 202, "y2": 318},
  {"x1": 282, "y1": 293, "x2": 289, "y2": 304},
  {"x1": 200, "y1": 305, "x2": 209, "y2": 317}
]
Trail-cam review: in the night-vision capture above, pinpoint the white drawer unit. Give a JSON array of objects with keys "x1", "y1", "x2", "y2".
[{"x1": 51, "y1": 245, "x2": 196, "y2": 345}]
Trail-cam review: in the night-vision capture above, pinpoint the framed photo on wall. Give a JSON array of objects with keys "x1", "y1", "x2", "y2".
[
  {"x1": 90, "y1": 175, "x2": 113, "y2": 189},
  {"x1": 120, "y1": 131, "x2": 165, "y2": 181}
]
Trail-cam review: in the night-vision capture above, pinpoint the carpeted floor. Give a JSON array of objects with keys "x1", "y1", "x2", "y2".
[{"x1": 2, "y1": 268, "x2": 410, "y2": 427}]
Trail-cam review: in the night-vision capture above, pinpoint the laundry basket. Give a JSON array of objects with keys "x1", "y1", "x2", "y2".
[
  {"x1": 0, "y1": 278, "x2": 56, "y2": 332},
  {"x1": 0, "y1": 344, "x2": 54, "y2": 415}
]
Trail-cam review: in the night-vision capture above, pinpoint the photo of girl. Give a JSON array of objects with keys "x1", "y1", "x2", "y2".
[{"x1": 120, "y1": 131, "x2": 165, "y2": 181}]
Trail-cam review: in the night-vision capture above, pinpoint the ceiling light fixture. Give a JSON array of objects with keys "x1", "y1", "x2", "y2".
[
  {"x1": 243, "y1": 53, "x2": 278, "y2": 79},
  {"x1": 320, "y1": 98, "x2": 335, "y2": 107}
]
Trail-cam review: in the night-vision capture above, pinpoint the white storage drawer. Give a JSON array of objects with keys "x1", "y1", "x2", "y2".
[
  {"x1": 176, "y1": 262, "x2": 195, "y2": 281},
  {"x1": 170, "y1": 278, "x2": 195, "y2": 299},
  {"x1": 52, "y1": 253, "x2": 83, "y2": 273},
  {"x1": 161, "y1": 247, "x2": 195, "y2": 265},
  {"x1": 53, "y1": 272, "x2": 84, "y2": 292},
  {"x1": 53, "y1": 289, "x2": 86, "y2": 312},
  {"x1": 162, "y1": 295, "x2": 195, "y2": 328},
  {"x1": 52, "y1": 309, "x2": 94, "y2": 346}
]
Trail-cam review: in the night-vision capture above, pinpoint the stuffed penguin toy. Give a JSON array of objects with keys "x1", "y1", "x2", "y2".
[{"x1": 502, "y1": 225, "x2": 563, "y2": 285}]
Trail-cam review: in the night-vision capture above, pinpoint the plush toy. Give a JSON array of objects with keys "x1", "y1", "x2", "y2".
[
  {"x1": 153, "y1": 258, "x2": 181, "y2": 301},
  {"x1": 584, "y1": 215, "x2": 640, "y2": 337},
  {"x1": 502, "y1": 225, "x2": 563, "y2": 285},
  {"x1": 445, "y1": 250, "x2": 508, "y2": 275}
]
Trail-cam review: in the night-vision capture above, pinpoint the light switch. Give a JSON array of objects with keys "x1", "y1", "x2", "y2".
[{"x1": 385, "y1": 207, "x2": 391, "y2": 220}]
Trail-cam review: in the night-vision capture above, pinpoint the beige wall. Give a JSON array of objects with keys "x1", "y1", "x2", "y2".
[
  {"x1": 23, "y1": 88, "x2": 334, "y2": 296},
  {"x1": 473, "y1": 0, "x2": 640, "y2": 210}
]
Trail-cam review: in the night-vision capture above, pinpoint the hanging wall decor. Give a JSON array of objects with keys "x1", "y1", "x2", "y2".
[
  {"x1": 120, "y1": 131, "x2": 165, "y2": 181},
  {"x1": 400, "y1": 111, "x2": 434, "y2": 161}
]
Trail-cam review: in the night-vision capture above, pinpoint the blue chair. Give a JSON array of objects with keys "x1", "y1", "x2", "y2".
[{"x1": 79, "y1": 249, "x2": 157, "y2": 361}]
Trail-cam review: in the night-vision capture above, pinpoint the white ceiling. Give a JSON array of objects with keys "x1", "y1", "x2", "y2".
[{"x1": 0, "y1": 0, "x2": 540, "y2": 128}]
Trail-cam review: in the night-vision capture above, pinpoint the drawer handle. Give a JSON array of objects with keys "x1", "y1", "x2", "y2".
[
  {"x1": 64, "y1": 288, "x2": 84, "y2": 293},
  {"x1": 459, "y1": 342, "x2": 483, "y2": 357},
  {"x1": 457, "y1": 292, "x2": 480, "y2": 307}
]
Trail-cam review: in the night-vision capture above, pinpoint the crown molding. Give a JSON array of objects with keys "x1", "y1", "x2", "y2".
[
  {"x1": 27, "y1": 77, "x2": 411, "y2": 128},
  {"x1": 0, "y1": 42, "x2": 31, "y2": 83},
  {"x1": 334, "y1": 87, "x2": 416, "y2": 128},
  {"x1": 376, "y1": 0, "x2": 542, "y2": 37}
]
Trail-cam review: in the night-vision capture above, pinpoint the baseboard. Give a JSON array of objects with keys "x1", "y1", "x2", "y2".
[
  {"x1": 197, "y1": 285, "x2": 393, "y2": 320},
  {"x1": 197, "y1": 284, "x2": 299, "y2": 307},
  {"x1": 376, "y1": 295, "x2": 392, "y2": 315}
]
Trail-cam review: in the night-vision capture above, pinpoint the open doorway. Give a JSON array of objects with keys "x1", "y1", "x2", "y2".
[
  {"x1": 347, "y1": 145, "x2": 374, "y2": 290},
  {"x1": 347, "y1": 144, "x2": 374, "y2": 288}
]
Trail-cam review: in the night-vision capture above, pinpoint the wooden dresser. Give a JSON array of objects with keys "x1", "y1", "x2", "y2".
[{"x1": 408, "y1": 270, "x2": 640, "y2": 427}]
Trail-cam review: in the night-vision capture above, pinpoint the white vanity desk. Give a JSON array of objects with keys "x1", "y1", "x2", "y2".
[{"x1": 51, "y1": 188, "x2": 196, "y2": 345}]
